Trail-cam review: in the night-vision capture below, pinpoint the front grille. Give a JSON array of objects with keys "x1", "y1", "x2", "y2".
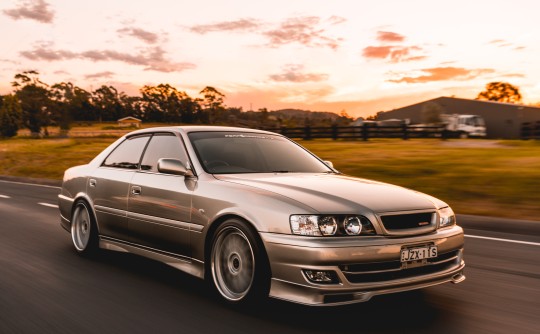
[
  {"x1": 380, "y1": 212, "x2": 434, "y2": 230},
  {"x1": 340, "y1": 250, "x2": 460, "y2": 284}
]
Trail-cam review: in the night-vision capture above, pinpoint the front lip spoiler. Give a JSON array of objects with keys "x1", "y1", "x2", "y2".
[{"x1": 269, "y1": 262, "x2": 465, "y2": 306}]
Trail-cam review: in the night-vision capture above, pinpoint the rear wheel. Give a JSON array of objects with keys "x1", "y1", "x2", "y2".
[
  {"x1": 71, "y1": 201, "x2": 98, "y2": 255},
  {"x1": 210, "y1": 218, "x2": 269, "y2": 304}
]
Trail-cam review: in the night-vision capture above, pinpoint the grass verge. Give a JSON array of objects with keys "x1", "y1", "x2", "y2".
[{"x1": 1, "y1": 137, "x2": 539, "y2": 220}]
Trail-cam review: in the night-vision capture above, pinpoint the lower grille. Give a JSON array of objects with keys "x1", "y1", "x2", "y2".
[{"x1": 340, "y1": 250, "x2": 460, "y2": 284}]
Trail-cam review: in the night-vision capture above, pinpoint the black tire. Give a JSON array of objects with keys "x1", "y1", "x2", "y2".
[
  {"x1": 209, "y1": 218, "x2": 270, "y2": 304},
  {"x1": 70, "y1": 200, "x2": 99, "y2": 256}
]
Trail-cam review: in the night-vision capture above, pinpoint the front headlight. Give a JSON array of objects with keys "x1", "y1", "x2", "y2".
[
  {"x1": 438, "y1": 207, "x2": 456, "y2": 228},
  {"x1": 290, "y1": 215, "x2": 375, "y2": 236}
]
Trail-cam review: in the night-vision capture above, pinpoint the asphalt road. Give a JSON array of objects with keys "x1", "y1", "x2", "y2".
[{"x1": 1, "y1": 180, "x2": 539, "y2": 334}]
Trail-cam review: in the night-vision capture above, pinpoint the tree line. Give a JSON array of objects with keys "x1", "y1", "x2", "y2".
[
  {"x1": 0, "y1": 71, "x2": 354, "y2": 138},
  {"x1": 0, "y1": 71, "x2": 529, "y2": 138}
]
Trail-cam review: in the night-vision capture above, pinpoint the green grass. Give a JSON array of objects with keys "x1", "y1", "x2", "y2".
[{"x1": 1, "y1": 137, "x2": 539, "y2": 220}]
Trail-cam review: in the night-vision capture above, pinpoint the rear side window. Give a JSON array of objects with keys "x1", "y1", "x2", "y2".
[
  {"x1": 102, "y1": 135, "x2": 150, "y2": 169},
  {"x1": 140, "y1": 133, "x2": 189, "y2": 172}
]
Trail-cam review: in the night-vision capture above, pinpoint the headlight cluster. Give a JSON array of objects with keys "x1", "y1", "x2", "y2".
[
  {"x1": 290, "y1": 215, "x2": 375, "y2": 236},
  {"x1": 438, "y1": 207, "x2": 456, "y2": 228}
]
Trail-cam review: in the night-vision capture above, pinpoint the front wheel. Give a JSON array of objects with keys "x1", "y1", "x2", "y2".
[
  {"x1": 210, "y1": 219, "x2": 269, "y2": 304},
  {"x1": 71, "y1": 201, "x2": 99, "y2": 255}
]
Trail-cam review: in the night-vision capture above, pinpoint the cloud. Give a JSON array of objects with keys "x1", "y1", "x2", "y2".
[
  {"x1": 118, "y1": 27, "x2": 159, "y2": 44},
  {"x1": 327, "y1": 16, "x2": 347, "y2": 25},
  {"x1": 377, "y1": 31, "x2": 405, "y2": 43},
  {"x1": 20, "y1": 45, "x2": 76, "y2": 60},
  {"x1": 190, "y1": 18, "x2": 261, "y2": 34},
  {"x1": 19, "y1": 44, "x2": 196, "y2": 73},
  {"x1": 189, "y1": 16, "x2": 344, "y2": 50},
  {"x1": 362, "y1": 31, "x2": 424, "y2": 62},
  {"x1": 388, "y1": 67, "x2": 495, "y2": 83},
  {"x1": 85, "y1": 71, "x2": 116, "y2": 80},
  {"x1": 501, "y1": 73, "x2": 525, "y2": 78},
  {"x1": 269, "y1": 64, "x2": 329, "y2": 83},
  {"x1": 3, "y1": 0, "x2": 54, "y2": 23},
  {"x1": 362, "y1": 45, "x2": 424, "y2": 62},
  {"x1": 489, "y1": 39, "x2": 526, "y2": 51},
  {"x1": 263, "y1": 16, "x2": 342, "y2": 49}
]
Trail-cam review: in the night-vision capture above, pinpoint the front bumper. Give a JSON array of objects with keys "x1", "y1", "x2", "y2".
[{"x1": 260, "y1": 225, "x2": 465, "y2": 306}]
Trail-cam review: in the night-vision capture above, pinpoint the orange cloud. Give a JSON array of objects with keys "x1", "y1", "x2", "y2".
[
  {"x1": 362, "y1": 45, "x2": 424, "y2": 63},
  {"x1": 389, "y1": 67, "x2": 495, "y2": 83},
  {"x1": 377, "y1": 31, "x2": 405, "y2": 43}
]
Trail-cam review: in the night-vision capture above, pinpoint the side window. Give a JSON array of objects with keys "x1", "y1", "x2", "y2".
[
  {"x1": 102, "y1": 135, "x2": 150, "y2": 169},
  {"x1": 140, "y1": 133, "x2": 189, "y2": 173}
]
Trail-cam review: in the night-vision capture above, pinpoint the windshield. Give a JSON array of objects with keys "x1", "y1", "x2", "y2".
[{"x1": 188, "y1": 131, "x2": 332, "y2": 174}]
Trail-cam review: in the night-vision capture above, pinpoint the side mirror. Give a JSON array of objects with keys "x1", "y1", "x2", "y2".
[
  {"x1": 323, "y1": 160, "x2": 334, "y2": 168},
  {"x1": 157, "y1": 158, "x2": 193, "y2": 176}
]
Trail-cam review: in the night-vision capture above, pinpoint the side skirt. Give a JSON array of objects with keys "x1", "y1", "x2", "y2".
[{"x1": 99, "y1": 236, "x2": 205, "y2": 279}]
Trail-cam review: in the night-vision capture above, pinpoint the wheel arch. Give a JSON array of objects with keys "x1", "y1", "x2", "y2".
[
  {"x1": 71, "y1": 193, "x2": 101, "y2": 235},
  {"x1": 203, "y1": 214, "x2": 270, "y2": 280}
]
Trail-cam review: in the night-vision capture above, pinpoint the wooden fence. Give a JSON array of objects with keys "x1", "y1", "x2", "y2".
[{"x1": 260, "y1": 124, "x2": 448, "y2": 140}]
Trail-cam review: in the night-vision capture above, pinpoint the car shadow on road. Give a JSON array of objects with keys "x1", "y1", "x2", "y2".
[{"x1": 78, "y1": 247, "x2": 459, "y2": 334}]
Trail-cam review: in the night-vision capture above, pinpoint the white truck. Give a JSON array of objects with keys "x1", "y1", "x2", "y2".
[{"x1": 440, "y1": 114, "x2": 487, "y2": 138}]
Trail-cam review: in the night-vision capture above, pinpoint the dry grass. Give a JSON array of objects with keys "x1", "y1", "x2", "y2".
[
  {"x1": 1, "y1": 136, "x2": 539, "y2": 220},
  {"x1": 300, "y1": 139, "x2": 540, "y2": 220}
]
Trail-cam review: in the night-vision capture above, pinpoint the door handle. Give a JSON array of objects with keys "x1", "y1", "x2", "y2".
[
  {"x1": 131, "y1": 186, "x2": 142, "y2": 195},
  {"x1": 89, "y1": 179, "x2": 97, "y2": 187}
]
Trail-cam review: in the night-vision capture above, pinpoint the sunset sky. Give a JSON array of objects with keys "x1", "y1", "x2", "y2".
[{"x1": 1, "y1": 0, "x2": 539, "y2": 117}]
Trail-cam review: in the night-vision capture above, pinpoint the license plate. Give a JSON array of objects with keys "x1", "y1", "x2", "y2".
[{"x1": 401, "y1": 246, "x2": 437, "y2": 262}]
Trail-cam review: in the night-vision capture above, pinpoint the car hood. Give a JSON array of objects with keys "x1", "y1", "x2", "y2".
[{"x1": 214, "y1": 173, "x2": 441, "y2": 214}]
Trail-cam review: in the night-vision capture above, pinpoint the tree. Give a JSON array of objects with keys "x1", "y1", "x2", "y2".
[
  {"x1": 92, "y1": 85, "x2": 126, "y2": 122},
  {"x1": 140, "y1": 84, "x2": 188, "y2": 122},
  {"x1": 12, "y1": 71, "x2": 52, "y2": 136},
  {"x1": 421, "y1": 102, "x2": 445, "y2": 124},
  {"x1": 476, "y1": 82, "x2": 522, "y2": 104},
  {"x1": 199, "y1": 86, "x2": 225, "y2": 123},
  {"x1": 50, "y1": 82, "x2": 92, "y2": 133},
  {"x1": 0, "y1": 94, "x2": 22, "y2": 137}
]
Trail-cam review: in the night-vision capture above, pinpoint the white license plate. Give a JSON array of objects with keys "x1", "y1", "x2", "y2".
[{"x1": 401, "y1": 246, "x2": 437, "y2": 262}]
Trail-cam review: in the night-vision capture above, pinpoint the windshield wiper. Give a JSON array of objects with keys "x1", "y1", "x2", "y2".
[{"x1": 272, "y1": 170, "x2": 291, "y2": 173}]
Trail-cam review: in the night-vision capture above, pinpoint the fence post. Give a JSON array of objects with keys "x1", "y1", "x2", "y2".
[
  {"x1": 304, "y1": 125, "x2": 311, "y2": 140},
  {"x1": 441, "y1": 127, "x2": 448, "y2": 140},
  {"x1": 362, "y1": 124, "x2": 369, "y2": 141},
  {"x1": 520, "y1": 122, "x2": 530, "y2": 140},
  {"x1": 280, "y1": 126, "x2": 287, "y2": 137},
  {"x1": 402, "y1": 124, "x2": 409, "y2": 140},
  {"x1": 331, "y1": 125, "x2": 338, "y2": 140}
]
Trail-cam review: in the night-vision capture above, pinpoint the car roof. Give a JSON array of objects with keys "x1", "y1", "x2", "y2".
[{"x1": 126, "y1": 125, "x2": 278, "y2": 137}]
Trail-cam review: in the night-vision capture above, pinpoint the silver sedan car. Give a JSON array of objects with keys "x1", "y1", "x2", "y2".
[{"x1": 58, "y1": 126, "x2": 465, "y2": 305}]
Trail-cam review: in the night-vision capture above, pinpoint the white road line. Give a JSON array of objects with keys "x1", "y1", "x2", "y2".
[
  {"x1": 465, "y1": 234, "x2": 540, "y2": 247},
  {"x1": 38, "y1": 202, "x2": 59, "y2": 209},
  {"x1": 0, "y1": 194, "x2": 11, "y2": 199},
  {"x1": 0, "y1": 179, "x2": 61, "y2": 189}
]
